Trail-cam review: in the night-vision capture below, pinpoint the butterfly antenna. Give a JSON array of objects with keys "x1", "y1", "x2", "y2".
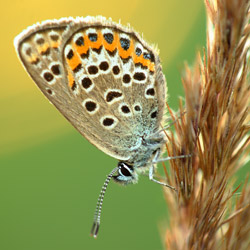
[{"x1": 90, "y1": 167, "x2": 119, "y2": 238}]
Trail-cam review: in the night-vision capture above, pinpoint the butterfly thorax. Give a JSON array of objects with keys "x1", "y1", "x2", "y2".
[
  {"x1": 127, "y1": 130, "x2": 165, "y2": 168},
  {"x1": 112, "y1": 129, "x2": 165, "y2": 185}
]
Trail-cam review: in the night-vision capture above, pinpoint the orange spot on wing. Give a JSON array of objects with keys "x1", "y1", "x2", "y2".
[
  {"x1": 103, "y1": 32, "x2": 118, "y2": 52},
  {"x1": 66, "y1": 51, "x2": 82, "y2": 72},
  {"x1": 75, "y1": 31, "x2": 103, "y2": 54},
  {"x1": 132, "y1": 53, "x2": 155, "y2": 72},
  {"x1": 28, "y1": 53, "x2": 38, "y2": 62},
  {"x1": 38, "y1": 43, "x2": 50, "y2": 54},
  {"x1": 51, "y1": 41, "x2": 60, "y2": 49},
  {"x1": 67, "y1": 71, "x2": 75, "y2": 88},
  {"x1": 133, "y1": 53, "x2": 144, "y2": 64},
  {"x1": 149, "y1": 63, "x2": 155, "y2": 72},
  {"x1": 75, "y1": 32, "x2": 89, "y2": 55},
  {"x1": 29, "y1": 56, "x2": 40, "y2": 65},
  {"x1": 89, "y1": 31, "x2": 103, "y2": 49},
  {"x1": 118, "y1": 39, "x2": 134, "y2": 59}
]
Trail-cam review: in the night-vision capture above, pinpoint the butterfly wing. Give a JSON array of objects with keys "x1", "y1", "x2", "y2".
[{"x1": 14, "y1": 16, "x2": 166, "y2": 161}]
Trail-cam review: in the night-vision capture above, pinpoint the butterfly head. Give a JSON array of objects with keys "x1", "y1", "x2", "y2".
[{"x1": 112, "y1": 162, "x2": 138, "y2": 185}]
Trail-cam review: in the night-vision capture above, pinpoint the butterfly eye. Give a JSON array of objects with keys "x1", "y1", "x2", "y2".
[
  {"x1": 119, "y1": 163, "x2": 132, "y2": 176},
  {"x1": 112, "y1": 162, "x2": 138, "y2": 185}
]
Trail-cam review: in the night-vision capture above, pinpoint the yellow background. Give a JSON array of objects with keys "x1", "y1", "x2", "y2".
[{"x1": 1, "y1": 1, "x2": 245, "y2": 250}]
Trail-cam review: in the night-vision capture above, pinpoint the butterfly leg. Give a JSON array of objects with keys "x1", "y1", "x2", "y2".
[
  {"x1": 154, "y1": 154, "x2": 192, "y2": 163},
  {"x1": 148, "y1": 165, "x2": 176, "y2": 191},
  {"x1": 149, "y1": 150, "x2": 177, "y2": 191}
]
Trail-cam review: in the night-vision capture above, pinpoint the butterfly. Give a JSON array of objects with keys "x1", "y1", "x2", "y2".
[{"x1": 14, "y1": 16, "x2": 184, "y2": 237}]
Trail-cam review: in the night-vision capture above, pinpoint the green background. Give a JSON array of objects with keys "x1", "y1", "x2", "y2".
[{"x1": 1, "y1": 1, "x2": 248, "y2": 249}]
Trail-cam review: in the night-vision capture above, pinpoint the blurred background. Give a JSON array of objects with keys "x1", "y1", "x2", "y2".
[{"x1": 1, "y1": 0, "x2": 248, "y2": 249}]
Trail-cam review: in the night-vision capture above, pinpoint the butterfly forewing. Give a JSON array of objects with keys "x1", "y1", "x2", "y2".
[{"x1": 15, "y1": 16, "x2": 166, "y2": 161}]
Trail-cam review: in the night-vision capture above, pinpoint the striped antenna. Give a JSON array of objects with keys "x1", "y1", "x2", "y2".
[{"x1": 90, "y1": 167, "x2": 119, "y2": 238}]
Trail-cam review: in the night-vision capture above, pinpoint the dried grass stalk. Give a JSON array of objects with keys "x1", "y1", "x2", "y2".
[{"x1": 163, "y1": 0, "x2": 250, "y2": 249}]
